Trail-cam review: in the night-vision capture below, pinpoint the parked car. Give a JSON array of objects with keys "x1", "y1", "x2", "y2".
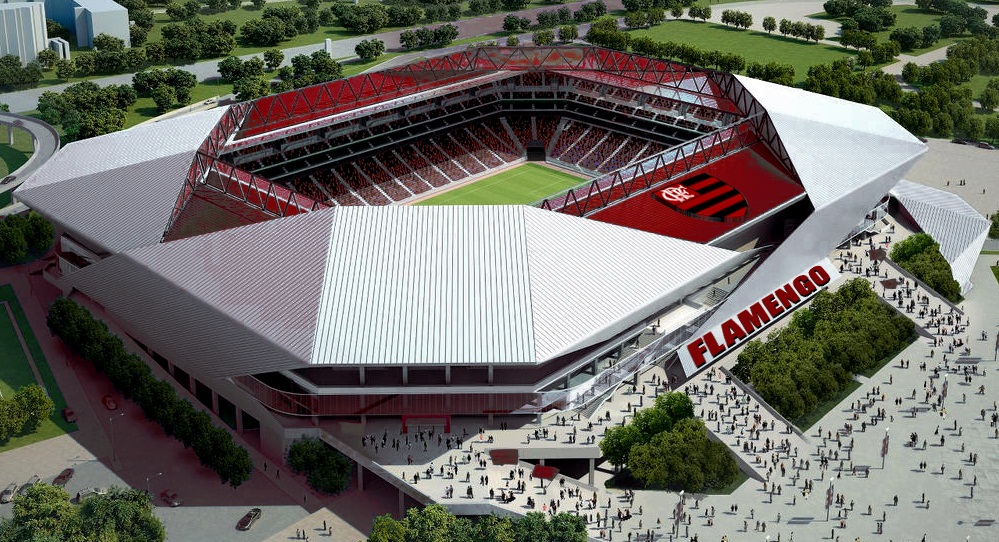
[
  {"x1": 159, "y1": 489, "x2": 181, "y2": 507},
  {"x1": 0, "y1": 175, "x2": 15, "y2": 185},
  {"x1": 977, "y1": 142, "x2": 996, "y2": 150},
  {"x1": 0, "y1": 483, "x2": 16, "y2": 504},
  {"x1": 17, "y1": 475, "x2": 40, "y2": 496},
  {"x1": 101, "y1": 394, "x2": 117, "y2": 410},
  {"x1": 952, "y1": 138, "x2": 972, "y2": 145},
  {"x1": 62, "y1": 407, "x2": 77, "y2": 423},
  {"x1": 75, "y1": 487, "x2": 106, "y2": 503},
  {"x1": 236, "y1": 508, "x2": 262, "y2": 531},
  {"x1": 52, "y1": 468, "x2": 74, "y2": 487}
]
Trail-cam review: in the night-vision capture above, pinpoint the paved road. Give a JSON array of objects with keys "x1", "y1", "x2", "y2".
[
  {"x1": 0, "y1": 0, "x2": 624, "y2": 113},
  {"x1": 0, "y1": 112, "x2": 59, "y2": 189}
]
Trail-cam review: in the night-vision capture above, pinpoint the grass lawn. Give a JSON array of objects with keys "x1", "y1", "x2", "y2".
[
  {"x1": 794, "y1": 379, "x2": 863, "y2": 431},
  {"x1": 629, "y1": 21, "x2": 854, "y2": 84},
  {"x1": 0, "y1": 284, "x2": 73, "y2": 452},
  {"x1": 0, "y1": 127, "x2": 34, "y2": 178},
  {"x1": 417, "y1": 163, "x2": 585, "y2": 205},
  {"x1": 124, "y1": 78, "x2": 232, "y2": 127},
  {"x1": 702, "y1": 469, "x2": 748, "y2": 495}
]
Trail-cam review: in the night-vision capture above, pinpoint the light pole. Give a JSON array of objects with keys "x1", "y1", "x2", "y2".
[
  {"x1": 146, "y1": 472, "x2": 163, "y2": 494},
  {"x1": 108, "y1": 411, "x2": 124, "y2": 466}
]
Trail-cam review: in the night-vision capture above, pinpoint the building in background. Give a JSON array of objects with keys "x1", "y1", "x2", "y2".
[{"x1": 0, "y1": 1, "x2": 47, "y2": 65}]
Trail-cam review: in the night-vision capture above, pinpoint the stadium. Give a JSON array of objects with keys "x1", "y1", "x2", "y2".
[{"x1": 13, "y1": 46, "x2": 938, "y2": 461}]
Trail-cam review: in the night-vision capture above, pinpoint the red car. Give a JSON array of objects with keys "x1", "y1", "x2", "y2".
[
  {"x1": 101, "y1": 395, "x2": 117, "y2": 411},
  {"x1": 53, "y1": 468, "x2": 74, "y2": 487},
  {"x1": 62, "y1": 407, "x2": 77, "y2": 423},
  {"x1": 159, "y1": 489, "x2": 182, "y2": 507}
]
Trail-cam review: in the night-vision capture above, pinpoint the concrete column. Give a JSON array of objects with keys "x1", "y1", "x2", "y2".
[
  {"x1": 487, "y1": 365, "x2": 494, "y2": 385},
  {"x1": 591, "y1": 360, "x2": 598, "y2": 374},
  {"x1": 361, "y1": 414, "x2": 367, "y2": 433},
  {"x1": 211, "y1": 390, "x2": 219, "y2": 414},
  {"x1": 565, "y1": 374, "x2": 571, "y2": 389},
  {"x1": 7, "y1": 126, "x2": 13, "y2": 145},
  {"x1": 359, "y1": 367, "x2": 365, "y2": 386},
  {"x1": 445, "y1": 365, "x2": 451, "y2": 385},
  {"x1": 398, "y1": 488, "x2": 405, "y2": 518},
  {"x1": 357, "y1": 463, "x2": 364, "y2": 491},
  {"x1": 588, "y1": 458, "x2": 595, "y2": 486},
  {"x1": 402, "y1": 366, "x2": 408, "y2": 385},
  {"x1": 540, "y1": 458, "x2": 545, "y2": 466},
  {"x1": 235, "y1": 408, "x2": 244, "y2": 433},
  {"x1": 188, "y1": 376, "x2": 197, "y2": 396}
]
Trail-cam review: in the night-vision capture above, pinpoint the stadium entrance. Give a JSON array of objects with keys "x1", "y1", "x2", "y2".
[{"x1": 526, "y1": 139, "x2": 547, "y2": 161}]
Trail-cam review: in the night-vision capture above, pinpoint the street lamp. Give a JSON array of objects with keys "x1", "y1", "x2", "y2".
[
  {"x1": 146, "y1": 472, "x2": 163, "y2": 494},
  {"x1": 108, "y1": 411, "x2": 125, "y2": 466}
]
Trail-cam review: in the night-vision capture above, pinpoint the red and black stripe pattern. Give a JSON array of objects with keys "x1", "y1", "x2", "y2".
[{"x1": 652, "y1": 173, "x2": 748, "y2": 222}]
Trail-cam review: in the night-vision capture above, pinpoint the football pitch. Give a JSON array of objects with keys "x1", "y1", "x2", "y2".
[{"x1": 416, "y1": 163, "x2": 585, "y2": 205}]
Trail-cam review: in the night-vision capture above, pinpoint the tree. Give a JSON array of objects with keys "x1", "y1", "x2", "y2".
[
  {"x1": 980, "y1": 88, "x2": 999, "y2": 111},
  {"x1": 369, "y1": 514, "x2": 406, "y2": 542},
  {"x1": 0, "y1": 220, "x2": 28, "y2": 263},
  {"x1": 54, "y1": 59, "x2": 75, "y2": 81},
  {"x1": 533, "y1": 28, "x2": 556, "y2": 45},
  {"x1": 35, "y1": 49, "x2": 59, "y2": 70},
  {"x1": 151, "y1": 84, "x2": 177, "y2": 113},
  {"x1": 986, "y1": 115, "x2": 999, "y2": 142},
  {"x1": 252, "y1": 0, "x2": 266, "y2": 9},
  {"x1": 13, "y1": 385, "x2": 53, "y2": 432},
  {"x1": 763, "y1": 16, "x2": 776, "y2": 33},
  {"x1": 287, "y1": 437, "x2": 352, "y2": 495},
  {"x1": 233, "y1": 77, "x2": 269, "y2": 102},
  {"x1": 506, "y1": 35, "x2": 520, "y2": 46},
  {"x1": 557, "y1": 24, "x2": 578, "y2": 42},
  {"x1": 939, "y1": 13, "x2": 966, "y2": 37},
  {"x1": 355, "y1": 39, "x2": 385, "y2": 62},
  {"x1": 3, "y1": 484, "x2": 82, "y2": 539},
  {"x1": 263, "y1": 48, "x2": 284, "y2": 71}
]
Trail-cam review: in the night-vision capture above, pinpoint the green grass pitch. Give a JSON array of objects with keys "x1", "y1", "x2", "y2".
[{"x1": 416, "y1": 163, "x2": 585, "y2": 205}]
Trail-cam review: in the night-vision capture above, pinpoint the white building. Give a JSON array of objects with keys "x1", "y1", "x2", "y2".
[
  {"x1": 70, "y1": 0, "x2": 130, "y2": 48},
  {"x1": 0, "y1": 1, "x2": 47, "y2": 65}
]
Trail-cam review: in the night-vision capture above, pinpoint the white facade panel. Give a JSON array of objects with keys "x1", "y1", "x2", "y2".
[{"x1": 890, "y1": 179, "x2": 990, "y2": 293}]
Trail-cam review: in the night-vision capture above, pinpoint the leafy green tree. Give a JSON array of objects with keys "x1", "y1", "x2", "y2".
[
  {"x1": 513, "y1": 512, "x2": 550, "y2": 542},
  {"x1": 600, "y1": 424, "x2": 640, "y2": 467},
  {"x1": 0, "y1": 220, "x2": 28, "y2": 263},
  {"x1": 763, "y1": 16, "x2": 776, "y2": 33},
  {"x1": 506, "y1": 35, "x2": 520, "y2": 46},
  {"x1": 263, "y1": 48, "x2": 284, "y2": 71},
  {"x1": 474, "y1": 515, "x2": 515, "y2": 542},
  {"x1": 355, "y1": 39, "x2": 386, "y2": 62},
  {"x1": 557, "y1": 24, "x2": 578, "y2": 42},
  {"x1": 980, "y1": 88, "x2": 999, "y2": 112},
  {"x1": 13, "y1": 385, "x2": 52, "y2": 432},
  {"x1": 627, "y1": 418, "x2": 738, "y2": 491},
  {"x1": 3, "y1": 484, "x2": 82, "y2": 539},
  {"x1": 287, "y1": 437, "x2": 352, "y2": 494},
  {"x1": 404, "y1": 504, "x2": 456, "y2": 542},
  {"x1": 151, "y1": 84, "x2": 177, "y2": 113},
  {"x1": 35, "y1": 49, "x2": 59, "y2": 70},
  {"x1": 986, "y1": 115, "x2": 999, "y2": 143},
  {"x1": 369, "y1": 514, "x2": 406, "y2": 542},
  {"x1": 533, "y1": 28, "x2": 556, "y2": 45}
]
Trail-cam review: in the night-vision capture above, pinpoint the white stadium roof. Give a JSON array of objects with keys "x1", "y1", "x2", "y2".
[
  {"x1": 699, "y1": 80, "x2": 927, "y2": 335},
  {"x1": 65, "y1": 205, "x2": 745, "y2": 377},
  {"x1": 14, "y1": 107, "x2": 227, "y2": 255},
  {"x1": 890, "y1": 179, "x2": 990, "y2": 293}
]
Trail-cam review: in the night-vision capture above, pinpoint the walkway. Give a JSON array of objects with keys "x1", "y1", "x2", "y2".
[{"x1": 1, "y1": 300, "x2": 47, "y2": 394}]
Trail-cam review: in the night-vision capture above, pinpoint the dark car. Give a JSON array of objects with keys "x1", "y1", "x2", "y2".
[
  {"x1": 0, "y1": 175, "x2": 14, "y2": 185},
  {"x1": 977, "y1": 142, "x2": 996, "y2": 150},
  {"x1": 159, "y1": 489, "x2": 181, "y2": 507},
  {"x1": 236, "y1": 508, "x2": 262, "y2": 531},
  {"x1": 62, "y1": 407, "x2": 77, "y2": 423},
  {"x1": 17, "y1": 475, "x2": 39, "y2": 496},
  {"x1": 952, "y1": 138, "x2": 971, "y2": 145},
  {"x1": 53, "y1": 469, "x2": 74, "y2": 487}
]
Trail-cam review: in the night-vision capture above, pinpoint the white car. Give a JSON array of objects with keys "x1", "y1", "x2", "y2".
[{"x1": 0, "y1": 483, "x2": 16, "y2": 503}]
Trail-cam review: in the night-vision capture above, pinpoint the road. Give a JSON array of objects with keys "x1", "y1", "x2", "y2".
[
  {"x1": 0, "y1": 112, "x2": 60, "y2": 192},
  {"x1": 0, "y1": 0, "x2": 625, "y2": 113}
]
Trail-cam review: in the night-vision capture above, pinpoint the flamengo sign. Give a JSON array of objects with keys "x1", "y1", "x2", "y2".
[{"x1": 678, "y1": 259, "x2": 839, "y2": 376}]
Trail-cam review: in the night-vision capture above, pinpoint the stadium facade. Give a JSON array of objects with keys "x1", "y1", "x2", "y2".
[{"x1": 16, "y1": 46, "x2": 965, "y2": 458}]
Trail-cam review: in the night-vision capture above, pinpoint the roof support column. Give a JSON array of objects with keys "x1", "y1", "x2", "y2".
[
  {"x1": 445, "y1": 366, "x2": 451, "y2": 385},
  {"x1": 487, "y1": 365, "x2": 493, "y2": 385},
  {"x1": 402, "y1": 366, "x2": 408, "y2": 386},
  {"x1": 357, "y1": 462, "x2": 364, "y2": 491},
  {"x1": 359, "y1": 367, "x2": 365, "y2": 386},
  {"x1": 588, "y1": 458, "x2": 595, "y2": 486}
]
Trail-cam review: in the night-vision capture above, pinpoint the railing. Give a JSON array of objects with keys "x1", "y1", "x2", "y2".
[{"x1": 535, "y1": 116, "x2": 760, "y2": 217}]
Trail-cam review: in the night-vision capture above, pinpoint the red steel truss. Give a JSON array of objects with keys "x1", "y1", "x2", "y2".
[
  {"x1": 163, "y1": 47, "x2": 800, "y2": 241},
  {"x1": 537, "y1": 116, "x2": 761, "y2": 216}
]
